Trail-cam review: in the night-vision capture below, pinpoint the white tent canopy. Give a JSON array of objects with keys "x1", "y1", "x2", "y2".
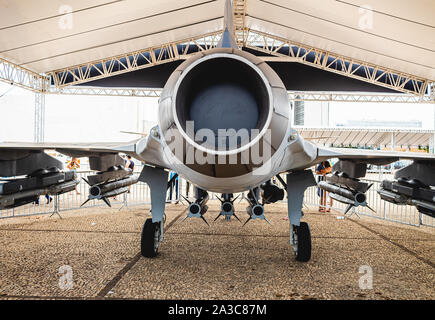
[
  {"x1": 246, "y1": 0, "x2": 435, "y2": 81},
  {"x1": 0, "y1": 0, "x2": 434, "y2": 81},
  {"x1": 298, "y1": 127, "x2": 435, "y2": 148}
]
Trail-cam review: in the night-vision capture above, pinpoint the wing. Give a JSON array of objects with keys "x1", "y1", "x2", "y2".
[
  {"x1": 316, "y1": 146, "x2": 435, "y2": 164},
  {"x1": 0, "y1": 132, "x2": 169, "y2": 209},
  {"x1": 0, "y1": 133, "x2": 169, "y2": 167},
  {"x1": 0, "y1": 140, "x2": 138, "y2": 158},
  {"x1": 304, "y1": 144, "x2": 435, "y2": 218}
]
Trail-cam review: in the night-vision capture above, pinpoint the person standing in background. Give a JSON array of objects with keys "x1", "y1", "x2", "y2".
[
  {"x1": 316, "y1": 160, "x2": 332, "y2": 212},
  {"x1": 34, "y1": 193, "x2": 52, "y2": 205},
  {"x1": 185, "y1": 181, "x2": 190, "y2": 198},
  {"x1": 126, "y1": 155, "x2": 135, "y2": 171},
  {"x1": 167, "y1": 171, "x2": 179, "y2": 203},
  {"x1": 125, "y1": 155, "x2": 135, "y2": 193},
  {"x1": 67, "y1": 157, "x2": 81, "y2": 195}
]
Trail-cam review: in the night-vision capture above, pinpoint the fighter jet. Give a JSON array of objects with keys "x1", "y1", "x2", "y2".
[{"x1": 0, "y1": 1, "x2": 434, "y2": 262}]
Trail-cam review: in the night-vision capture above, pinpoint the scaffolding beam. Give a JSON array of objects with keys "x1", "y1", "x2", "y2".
[
  {"x1": 0, "y1": 57, "x2": 48, "y2": 93},
  {"x1": 233, "y1": 0, "x2": 247, "y2": 47},
  {"x1": 1, "y1": 28, "x2": 433, "y2": 103},
  {"x1": 243, "y1": 29, "x2": 431, "y2": 97},
  {"x1": 288, "y1": 91, "x2": 435, "y2": 104},
  {"x1": 48, "y1": 86, "x2": 162, "y2": 98},
  {"x1": 34, "y1": 91, "x2": 45, "y2": 143},
  {"x1": 41, "y1": 28, "x2": 434, "y2": 99},
  {"x1": 47, "y1": 31, "x2": 223, "y2": 89},
  {"x1": 47, "y1": 86, "x2": 435, "y2": 104}
]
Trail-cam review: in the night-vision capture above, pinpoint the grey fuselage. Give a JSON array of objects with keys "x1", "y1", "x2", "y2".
[{"x1": 148, "y1": 48, "x2": 317, "y2": 193}]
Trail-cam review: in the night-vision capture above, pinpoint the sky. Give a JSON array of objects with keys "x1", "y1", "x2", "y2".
[{"x1": 0, "y1": 81, "x2": 434, "y2": 143}]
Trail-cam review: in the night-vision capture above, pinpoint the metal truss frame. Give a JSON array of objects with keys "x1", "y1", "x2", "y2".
[
  {"x1": 34, "y1": 91, "x2": 45, "y2": 143},
  {"x1": 243, "y1": 29, "x2": 431, "y2": 97},
  {"x1": 288, "y1": 91, "x2": 435, "y2": 104},
  {"x1": 45, "y1": 27, "x2": 432, "y2": 98},
  {"x1": 47, "y1": 31, "x2": 223, "y2": 89},
  {"x1": 233, "y1": 0, "x2": 247, "y2": 47},
  {"x1": 48, "y1": 86, "x2": 162, "y2": 98},
  {"x1": 46, "y1": 86, "x2": 435, "y2": 104},
  {"x1": 296, "y1": 126, "x2": 435, "y2": 149},
  {"x1": 0, "y1": 28, "x2": 433, "y2": 104},
  {"x1": 0, "y1": 57, "x2": 49, "y2": 93},
  {"x1": 430, "y1": 83, "x2": 435, "y2": 101}
]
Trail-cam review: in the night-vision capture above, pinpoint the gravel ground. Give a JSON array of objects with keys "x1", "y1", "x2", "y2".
[{"x1": 0, "y1": 201, "x2": 433, "y2": 300}]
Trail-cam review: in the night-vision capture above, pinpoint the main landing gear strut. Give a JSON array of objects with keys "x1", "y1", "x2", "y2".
[
  {"x1": 138, "y1": 166, "x2": 168, "y2": 258},
  {"x1": 286, "y1": 170, "x2": 316, "y2": 262},
  {"x1": 138, "y1": 166, "x2": 316, "y2": 262}
]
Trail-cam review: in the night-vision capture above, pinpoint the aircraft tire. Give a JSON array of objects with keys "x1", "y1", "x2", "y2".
[
  {"x1": 141, "y1": 218, "x2": 160, "y2": 258},
  {"x1": 294, "y1": 222, "x2": 311, "y2": 262}
]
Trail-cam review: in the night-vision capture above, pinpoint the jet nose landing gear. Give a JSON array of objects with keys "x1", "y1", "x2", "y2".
[
  {"x1": 141, "y1": 218, "x2": 163, "y2": 258},
  {"x1": 286, "y1": 170, "x2": 317, "y2": 262},
  {"x1": 138, "y1": 166, "x2": 169, "y2": 259},
  {"x1": 290, "y1": 222, "x2": 311, "y2": 262}
]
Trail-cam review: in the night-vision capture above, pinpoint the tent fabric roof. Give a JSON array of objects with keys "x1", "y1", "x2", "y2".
[
  {"x1": 0, "y1": 0, "x2": 224, "y2": 72},
  {"x1": 298, "y1": 127, "x2": 435, "y2": 148},
  {"x1": 0, "y1": 0, "x2": 434, "y2": 81}
]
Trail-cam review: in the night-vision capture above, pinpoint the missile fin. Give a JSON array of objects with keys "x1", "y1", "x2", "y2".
[
  {"x1": 180, "y1": 195, "x2": 192, "y2": 205},
  {"x1": 242, "y1": 216, "x2": 252, "y2": 227},
  {"x1": 80, "y1": 198, "x2": 90, "y2": 207},
  {"x1": 366, "y1": 204, "x2": 376, "y2": 213},
  {"x1": 200, "y1": 215, "x2": 210, "y2": 227},
  {"x1": 233, "y1": 212, "x2": 242, "y2": 223},
  {"x1": 344, "y1": 204, "x2": 354, "y2": 215},
  {"x1": 231, "y1": 195, "x2": 240, "y2": 203},
  {"x1": 102, "y1": 197, "x2": 111, "y2": 208},
  {"x1": 179, "y1": 215, "x2": 189, "y2": 224}
]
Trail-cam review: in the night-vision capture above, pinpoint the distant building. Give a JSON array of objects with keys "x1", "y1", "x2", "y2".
[
  {"x1": 294, "y1": 100, "x2": 329, "y2": 127},
  {"x1": 337, "y1": 119, "x2": 422, "y2": 128},
  {"x1": 293, "y1": 97, "x2": 305, "y2": 126}
]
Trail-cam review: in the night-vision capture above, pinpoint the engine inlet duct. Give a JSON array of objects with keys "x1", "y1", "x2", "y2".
[{"x1": 158, "y1": 48, "x2": 290, "y2": 187}]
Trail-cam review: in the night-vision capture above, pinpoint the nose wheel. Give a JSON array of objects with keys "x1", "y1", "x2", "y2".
[
  {"x1": 290, "y1": 222, "x2": 311, "y2": 262},
  {"x1": 141, "y1": 218, "x2": 162, "y2": 258},
  {"x1": 291, "y1": 222, "x2": 311, "y2": 262}
]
